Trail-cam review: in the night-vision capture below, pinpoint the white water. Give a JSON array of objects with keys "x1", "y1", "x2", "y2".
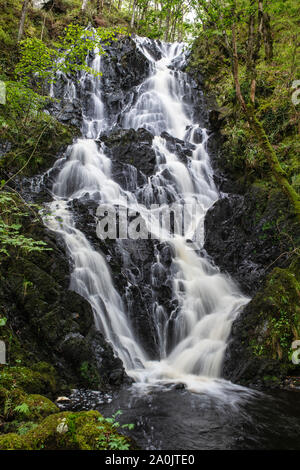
[{"x1": 45, "y1": 37, "x2": 250, "y2": 394}]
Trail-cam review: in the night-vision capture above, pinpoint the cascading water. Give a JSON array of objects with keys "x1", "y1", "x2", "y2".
[{"x1": 45, "y1": 36, "x2": 250, "y2": 394}]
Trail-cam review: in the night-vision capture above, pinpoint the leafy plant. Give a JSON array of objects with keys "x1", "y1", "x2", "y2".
[
  {"x1": 0, "y1": 191, "x2": 50, "y2": 258},
  {"x1": 15, "y1": 24, "x2": 126, "y2": 93},
  {"x1": 0, "y1": 316, "x2": 7, "y2": 326},
  {"x1": 13, "y1": 402, "x2": 30, "y2": 416},
  {"x1": 17, "y1": 421, "x2": 38, "y2": 436},
  {"x1": 96, "y1": 410, "x2": 134, "y2": 450}
]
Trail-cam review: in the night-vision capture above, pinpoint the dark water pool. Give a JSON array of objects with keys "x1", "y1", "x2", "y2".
[
  {"x1": 63, "y1": 380, "x2": 300, "y2": 450},
  {"x1": 95, "y1": 383, "x2": 300, "y2": 450}
]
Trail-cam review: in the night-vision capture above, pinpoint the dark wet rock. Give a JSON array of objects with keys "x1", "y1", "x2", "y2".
[
  {"x1": 56, "y1": 388, "x2": 113, "y2": 412},
  {"x1": 0, "y1": 217, "x2": 128, "y2": 391},
  {"x1": 174, "y1": 383, "x2": 186, "y2": 390},
  {"x1": 208, "y1": 108, "x2": 223, "y2": 131},
  {"x1": 223, "y1": 259, "x2": 300, "y2": 388},
  {"x1": 0, "y1": 141, "x2": 12, "y2": 157},
  {"x1": 204, "y1": 185, "x2": 299, "y2": 296},
  {"x1": 68, "y1": 196, "x2": 178, "y2": 360},
  {"x1": 160, "y1": 131, "x2": 195, "y2": 164},
  {"x1": 137, "y1": 38, "x2": 163, "y2": 61},
  {"x1": 188, "y1": 126, "x2": 203, "y2": 144},
  {"x1": 100, "y1": 127, "x2": 156, "y2": 190},
  {"x1": 49, "y1": 36, "x2": 150, "y2": 129},
  {"x1": 55, "y1": 99, "x2": 82, "y2": 128},
  {"x1": 101, "y1": 37, "x2": 150, "y2": 93}
]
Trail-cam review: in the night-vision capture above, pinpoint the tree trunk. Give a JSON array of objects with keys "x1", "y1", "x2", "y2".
[
  {"x1": 130, "y1": 0, "x2": 137, "y2": 28},
  {"x1": 231, "y1": 19, "x2": 300, "y2": 222},
  {"x1": 246, "y1": 106, "x2": 300, "y2": 221},
  {"x1": 164, "y1": 9, "x2": 171, "y2": 41},
  {"x1": 247, "y1": 1, "x2": 256, "y2": 103},
  {"x1": 81, "y1": 0, "x2": 88, "y2": 10},
  {"x1": 18, "y1": 0, "x2": 30, "y2": 42},
  {"x1": 263, "y1": 12, "x2": 273, "y2": 61}
]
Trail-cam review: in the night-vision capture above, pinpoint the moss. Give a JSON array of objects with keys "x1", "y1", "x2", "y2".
[
  {"x1": 0, "y1": 432, "x2": 29, "y2": 450},
  {"x1": 20, "y1": 394, "x2": 59, "y2": 422},
  {"x1": 0, "y1": 386, "x2": 26, "y2": 420},
  {"x1": 0, "y1": 365, "x2": 57, "y2": 396},
  {"x1": 0, "y1": 324, "x2": 29, "y2": 366},
  {"x1": 79, "y1": 361, "x2": 101, "y2": 389},
  {"x1": 249, "y1": 263, "x2": 300, "y2": 364},
  {"x1": 0, "y1": 115, "x2": 79, "y2": 178},
  {"x1": 0, "y1": 411, "x2": 134, "y2": 450}
]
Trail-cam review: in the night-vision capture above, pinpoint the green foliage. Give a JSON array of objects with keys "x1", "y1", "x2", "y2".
[
  {"x1": 17, "y1": 422, "x2": 38, "y2": 436},
  {"x1": 0, "y1": 80, "x2": 78, "y2": 178},
  {"x1": 79, "y1": 361, "x2": 101, "y2": 388},
  {"x1": 270, "y1": 310, "x2": 291, "y2": 350},
  {"x1": 249, "y1": 263, "x2": 300, "y2": 363},
  {"x1": 97, "y1": 410, "x2": 134, "y2": 450},
  {"x1": 15, "y1": 23, "x2": 126, "y2": 93},
  {"x1": 0, "y1": 191, "x2": 50, "y2": 258},
  {"x1": 14, "y1": 403, "x2": 30, "y2": 416},
  {"x1": 0, "y1": 410, "x2": 135, "y2": 450},
  {"x1": 189, "y1": 0, "x2": 300, "y2": 198}
]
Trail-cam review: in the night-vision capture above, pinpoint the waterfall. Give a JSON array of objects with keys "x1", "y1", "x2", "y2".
[{"x1": 45, "y1": 36, "x2": 250, "y2": 392}]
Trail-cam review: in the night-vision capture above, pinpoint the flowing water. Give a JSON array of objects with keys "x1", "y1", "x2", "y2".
[{"x1": 44, "y1": 37, "x2": 300, "y2": 449}]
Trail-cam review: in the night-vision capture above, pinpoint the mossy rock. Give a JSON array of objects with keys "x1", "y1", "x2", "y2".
[
  {"x1": 250, "y1": 265, "x2": 300, "y2": 361},
  {"x1": 224, "y1": 259, "x2": 300, "y2": 386},
  {"x1": 0, "y1": 365, "x2": 57, "y2": 396},
  {"x1": 0, "y1": 433, "x2": 30, "y2": 450},
  {"x1": 17, "y1": 394, "x2": 59, "y2": 422},
  {"x1": 0, "y1": 411, "x2": 134, "y2": 450}
]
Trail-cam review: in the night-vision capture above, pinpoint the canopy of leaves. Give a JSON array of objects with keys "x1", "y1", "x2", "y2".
[{"x1": 15, "y1": 23, "x2": 126, "y2": 92}]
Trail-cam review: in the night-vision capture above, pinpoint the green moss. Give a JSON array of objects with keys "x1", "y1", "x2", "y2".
[
  {"x1": 0, "y1": 325, "x2": 29, "y2": 366},
  {"x1": 0, "y1": 365, "x2": 57, "y2": 396},
  {"x1": 79, "y1": 361, "x2": 101, "y2": 389},
  {"x1": 0, "y1": 111, "x2": 79, "y2": 177},
  {"x1": 0, "y1": 432, "x2": 29, "y2": 450},
  {"x1": 249, "y1": 263, "x2": 300, "y2": 363},
  {"x1": 0, "y1": 387, "x2": 26, "y2": 420},
  {"x1": 0, "y1": 411, "x2": 134, "y2": 450},
  {"x1": 19, "y1": 394, "x2": 59, "y2": 422}
]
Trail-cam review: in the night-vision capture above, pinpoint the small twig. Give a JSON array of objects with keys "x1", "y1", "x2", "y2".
[
  {"x1": 3, "y1": 186, "x2": 43, "y2": 223},
  {"x1": 264, "y1": 247, "x2": 300, "y2": 273}
]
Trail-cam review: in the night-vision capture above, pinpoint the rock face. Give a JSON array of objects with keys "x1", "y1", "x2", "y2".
[
  {"x1": 49, "y1": 36, "x2": 151, "y2": 129},
  {"x1": 204, "y1": 185, "x2": 299, "y2": 295},
  {"x1": 0, "y1": 220, "x2": 127, "y2": 390},
  {"x1": 161, "y1": 131, "x2": 196, "y2": 165},
  {"x1": 70, "y1": 190, "x2": 177, "y2": 360},
  {"x1": 100, "y1": 127, "x2": 156, "y2": 189},
  {"x1": 222, "y1": 260, "x2": 300, "y2": 388}
]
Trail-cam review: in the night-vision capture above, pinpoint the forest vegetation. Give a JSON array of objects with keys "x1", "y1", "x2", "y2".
[{"x1": 0, "y1": 0, "x2": 299, "y2": 451}]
